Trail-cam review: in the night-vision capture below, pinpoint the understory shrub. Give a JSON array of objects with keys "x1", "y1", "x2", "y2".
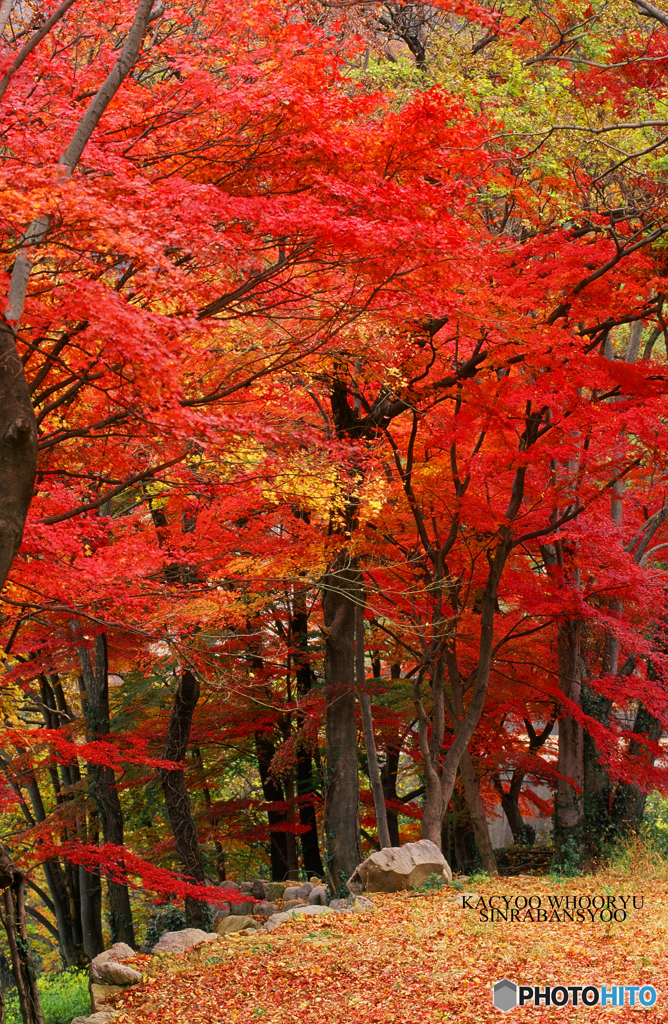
[{"x1": 4, "y1": 968, "x2": 88, "y2": 1024}]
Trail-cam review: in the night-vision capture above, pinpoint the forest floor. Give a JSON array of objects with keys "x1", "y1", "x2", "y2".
[{"x1": 112, "y1": 871, "x2": 668, "y2": 1024}]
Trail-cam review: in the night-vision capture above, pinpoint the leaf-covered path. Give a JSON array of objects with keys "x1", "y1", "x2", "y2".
[{"x1": 113, "y1": 875, "x2": 668, "y2": 1023}]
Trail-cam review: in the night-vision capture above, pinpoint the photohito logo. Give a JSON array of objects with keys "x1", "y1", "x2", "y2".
[{"x1": 492, "y1": 980, "x2": 657, "y2": 1011}]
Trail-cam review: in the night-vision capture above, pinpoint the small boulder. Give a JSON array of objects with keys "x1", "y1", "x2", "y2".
[
  {"x1": 264, "y1": 912, "x2": 292, "y2": 932},
  {"x1": 291, "y1": 905, "x2": 330, "y2": 918},
  {"x1": 264, "y1": 882, "x2": 286, "y2": 903},
  {"x1": 95, "y1": 961, "x2": 142, "y2": 986},
  {"x1": 222, "y1": 880, "x2": 241, "y2": 890},
  {"x1": 445, "y1": 892, "x2": 478, "y2": 907},
  {"x1": 151, "y1": 928, "x2": 219, "y2": 954},
  {"x1": 328, "y1": 898, "x2": 347, "y2": 912},
  {"x1": 297, "y1": 882, "x2": 313, "y2": 899},
  {"x1": 90, "y1": 984, "x2": 125, "y2": 1013},
  {"x1": 90, "y1": 945, "x2": 136, "y2": 984},
  {"x1": 229, "y1": 900, "x2": 256, "y2": 916},
  {"x1": 207, "y1": 902, "x2": 230, "y2": 924},
  {"x1": 281, "y1": 899, "x2": 307, "y2": 912},
  {"x1": 251, "y1": 880, "x2": 266, "y2": 900},
  {"x1": 282, "y1": 885, "x2": 300, "y2": 901},
  {"x1": 346, "y1": 894, "x2": 376, "y2": 914},
  {"x1": 215, "y1": 915, "x2": 261, "y2": 934},
  {"x1": 347, "y1": 839, "x2": 452, "y2": 894},
  {"x1": 308, "y1": 886, "x2": 327, "y2": 906},
  {"x1": 240, "y1": 881, "x2": 254, "y2": 893},
  {"x1": 254, "y1": 902, "x2": 278, "y2": 917},
  {"x1": 309, "y1": 876, "x2": 322, "y2": 885}
]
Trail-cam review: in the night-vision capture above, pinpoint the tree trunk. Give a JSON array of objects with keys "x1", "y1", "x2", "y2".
[
  {"x1": 448, "y1": 652, "x2": 497, "y2": 873},
  {"x1": 0, "y1": 847, "x2": 43, "y2": 1024},
  {"x1": 493, "y1": 770, "x2": 535, "y2": 846},
  {"x1": 255, "y1": 733, "x2": 289, "y2": 881},
  {"x1": 0, "y1": 321, "x2": 37, "y2": 593},
  {"x1": 323, "y1": 557, "x2": 361, "y2": 891},
  {"x1": 612, "y1": 701, "x2": 663, "y2": 831},
  {"x1": 355, "y1": 596, "x2": 391, "y2": 849},
  {"x1": 291, "y1": 597, "x2": 324, "y2": 877},
  {"x1": 9, "y1": 754, "x2": 81, "y2": 966},
  {"x1": 554, "y1": 619, "x2": 584, "y2": 872},
  {"x1": 282, "y1": 767, "x2": 299, "y2": 881},
  {"x1": 75, "y1": 631, "x2": 135, "y2": 946},
  {"x1": 79, "y1": 860, "x2": 103, "y2": 960},
  {"x1": 458, "y1": 747, "x2": 498, "y2": 874},
  {"x1": 159, "y1": 670, "x2": 208, "y2": 928},
  {"x1": 380, "y1": 739, "x2": 402, "y2": 847}
]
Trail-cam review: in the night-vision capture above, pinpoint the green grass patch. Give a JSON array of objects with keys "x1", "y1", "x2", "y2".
[{"x1": 4, "y1": 968, "x2": 89, "y2": 1024}]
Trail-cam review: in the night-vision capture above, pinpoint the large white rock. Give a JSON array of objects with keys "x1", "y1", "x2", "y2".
[
  {"x1": 151, "y1": 928, "x2": 219, "y2": 954},
  {"x1": 347, "y1": 840, "x2": 452, "y2": 893}
]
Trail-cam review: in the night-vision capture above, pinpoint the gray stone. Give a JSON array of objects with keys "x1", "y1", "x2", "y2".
[
  {"x1": 208, "y1": 901, "x2": 230, "y2": 924},
  {"x1": 282, "y1": 885, "x2": 300, "y2": 901},
  {"x1": 151, "y1": 928, "x2": 219, "y2": 954},
  {"x1": 297, "y1": 882, "x2": 313, "y2": 899},
  {"x1": 240, "y1": 881, "x2": 254, "y2": 893},
  {"x1": 95, "y1": 961, "x2": 142, "y2": 986},
  {"x1": 90, "y1": 945, "x2": 136, "y2": 983},
  {"x1": 328, "y1": 898, "x2": 347, "y2": 911},
  {"x1": 251, "y1": 879, "x2": 266, "y2": 900},
  {"x1": 445, "y1": 892, "x2": 477, "y2": 907},
  {"x1": 281, "y1": 899, "x2": 307, "y2": 912},
  {"x1": 223, "y1": 880, "x2": 241, "y2": 890},
  {"x1": 215, "y1": 915, "x2": 261, "y2": 934},
  {"x1": 264, "y1": 882, "x2": 286, "y2": 902},
  {"x1": 346, "y1": 894, "x2": 376, "y2": 913},
  {"x1": 90, "y1": 984, "x2": 125, "y2": 1013},
  {"x1": 264, "y1": 912, "x2": 292, "y2": 932},
  {"x1": 308, "y1": 886, "x2": 327, "y2": 906},
  {"x1": 347, "y1": 839, "x2": 452, "y2": 894},
  {"x1": 291, "y1": 905, "x2": 331, "y2": 918},
  {"x1": 254, "y1": 902, "x2": 278, "y2": 917},
  {"x1": 229, "y1": 899, "x2": 256, "y2": 916}
]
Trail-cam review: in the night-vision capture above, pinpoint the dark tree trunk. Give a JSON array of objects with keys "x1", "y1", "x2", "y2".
[
  {"x1": 75, "y1": 631, "x2": 135, "y2": 946},
  {"x1": 291, "y1": 598, "x2": 324, "y2": 877},
  {"x1": 458, "y1": 747, "x2": 498, "y2": 873},
  {"x1": 79, "y1": 860, "x2": 103, "y2": 959},
  {"x1": 380, "y1": 744, "x2": 401, "y2": 847},
  {"x1": 0, "y1": 847, "x2": 42, "y2": 1024},
  {"x1": 612, "y1": 702, "x2": 663, "y2": 831},
  {"x1": 255, "y1": 733, "x2": 289, "y2": 881},
  {"x1": 10, "y1": 755, "x2": 81, "y2": 967},
  {"x1": 443, "y1": 784, "x2": 477, "y2": 872},
  {"x1": 380, "y1": 664, "x2": 403, "y2": 847},
  {"x1": 159, "y1": 670, "x2": 208, "y2": 928},
  {"x1": 323, "y1": 557, "x2": 361, "y2": 891},
  {"x1": 493, "y1": 770, "x2": 535, "y2": 846},
  {"x1": 492, "y1": 716, "x2": 555, "y2": 847},
  {"x1": 51, "y1": 676, "x2": 104, "y2": 958},
  {"x1": 37, "y1": 676, "x2": 94, "y2": 962},
  {"x1": 553, "y1": 619, "x2": 584, "y2": 872},
  {"x1": 356, "y1": 595, "x2": 391, "y2": 849},
  {"x1": 0, "y1": 321, "x2": 37, "y2": 594}
]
